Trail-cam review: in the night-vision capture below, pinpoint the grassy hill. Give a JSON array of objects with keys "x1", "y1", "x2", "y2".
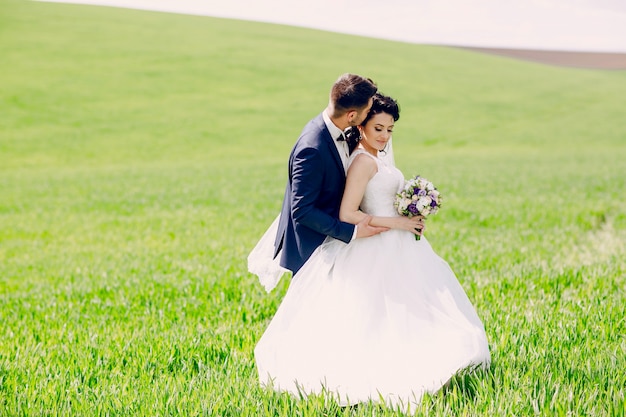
[{"x1": 1, "y1": 0, "x2": 624, "y2": 415}]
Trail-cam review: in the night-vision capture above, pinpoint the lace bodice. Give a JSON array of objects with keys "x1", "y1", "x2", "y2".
[{"x1": 348, "y1": 150, "x2": 405, "y2": 217}]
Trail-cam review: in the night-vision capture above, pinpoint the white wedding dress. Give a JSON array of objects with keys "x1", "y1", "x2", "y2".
[{"x1": 252, "y1": 150, "x2": 490, "y2": 412}]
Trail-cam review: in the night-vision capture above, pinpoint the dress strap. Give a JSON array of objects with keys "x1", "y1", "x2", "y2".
[{"x1": 348, "y1": 149, "x2": 381, "y2": 169}]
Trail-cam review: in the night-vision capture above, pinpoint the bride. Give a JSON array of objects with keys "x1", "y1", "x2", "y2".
[{"x1": 249, "y1": 93, "x2": 491, "y2": 413}]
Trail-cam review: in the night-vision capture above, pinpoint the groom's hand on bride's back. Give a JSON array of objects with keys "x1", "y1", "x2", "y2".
[{"x1": 355, "y1": 215, "x2": 388, "y2": 239}]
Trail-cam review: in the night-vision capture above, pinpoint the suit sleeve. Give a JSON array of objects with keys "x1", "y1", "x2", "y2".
[{"x1": 290, "y1": 146, "x2": 355, "y2": 243}]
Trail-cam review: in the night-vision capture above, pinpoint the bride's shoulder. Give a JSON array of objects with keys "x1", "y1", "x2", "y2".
[
  {"x1": 350, "y1": 149, "x2": 377, "y2": 161},
  {"x1": 349, "y1": 150, "x2": 377, "y2": 164},
  {"x1": 348, "y1": 151, "x2": 378, "y2": 175}
]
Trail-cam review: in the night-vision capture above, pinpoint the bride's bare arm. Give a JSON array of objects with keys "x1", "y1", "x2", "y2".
[{"x1": 339, "y1": 155, "x2": 424, "y2": 235}]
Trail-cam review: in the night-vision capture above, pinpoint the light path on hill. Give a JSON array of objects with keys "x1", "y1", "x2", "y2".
[{"x1": 36, "y1": 0, "x2": 626, "y2": 68}]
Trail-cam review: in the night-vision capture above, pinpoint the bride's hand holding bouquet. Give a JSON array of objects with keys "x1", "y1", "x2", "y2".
[{"x1": 394, "y1": 175, "x2": 443, "y2": 240}]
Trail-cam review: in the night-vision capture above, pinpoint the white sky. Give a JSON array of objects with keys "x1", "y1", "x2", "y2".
[{"x1": 37, "y1": 0, "x2": 626, "y2": 52}]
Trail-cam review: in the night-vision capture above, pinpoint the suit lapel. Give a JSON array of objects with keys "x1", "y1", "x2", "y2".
[{"x1": 316, "y1": 117, "x2": 345, "y2": 176}]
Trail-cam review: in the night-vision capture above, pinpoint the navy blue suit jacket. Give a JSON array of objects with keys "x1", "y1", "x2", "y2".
[{"x1": 274, "y1": 113, "x2": 356, "y2": 274}]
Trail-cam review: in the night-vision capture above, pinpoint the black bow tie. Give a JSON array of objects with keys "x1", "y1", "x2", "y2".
[{"x1": 336, "y1": 133, "x2": 346, "y2": 142}]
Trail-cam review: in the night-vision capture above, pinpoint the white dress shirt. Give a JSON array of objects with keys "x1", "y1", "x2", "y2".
[{"x1": 323, "y1": 110, "x2": 350, "y2": 173}]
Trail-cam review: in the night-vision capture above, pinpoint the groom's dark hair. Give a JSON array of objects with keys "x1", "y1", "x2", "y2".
[{"x1": 331, "y1": 73, "x2": 377, "y2": 114}]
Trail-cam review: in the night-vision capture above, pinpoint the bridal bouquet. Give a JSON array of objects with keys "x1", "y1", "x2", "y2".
[{"x1": 394, "y1": 175, "x2": 442, "y2": 240}]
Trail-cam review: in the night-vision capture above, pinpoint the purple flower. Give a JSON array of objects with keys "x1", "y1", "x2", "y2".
[
  {"x1": 417, "y1": 189, "x2": 427, "y2": 197},
  {"x1": 430, "y1": 199, "x2": 438, "y2": 207},
  {"x1": 408, "y1": 203, "x2": 419, "y2": 215}
]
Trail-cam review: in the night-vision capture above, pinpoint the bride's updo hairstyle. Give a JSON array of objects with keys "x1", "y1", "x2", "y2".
[
  {"x1": 362, "y1": 92, "x2": 401, "y2": 125},
  {"x1": 345, "y1": 92, "x2": 400, "y2": 153}
]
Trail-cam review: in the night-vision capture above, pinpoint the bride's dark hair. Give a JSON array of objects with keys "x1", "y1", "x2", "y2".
[{"x1": 345, "y1": 92, "x2": 400, "y2": 154}]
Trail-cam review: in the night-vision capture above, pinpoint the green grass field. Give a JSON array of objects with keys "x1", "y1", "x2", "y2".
[{"x1": 1, "y1": 0, "x2": 625, "y2": 415}]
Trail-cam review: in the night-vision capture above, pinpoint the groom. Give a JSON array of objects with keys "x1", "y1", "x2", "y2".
[{"x1": 274, "y1": 73, "x2": 387, "y2": 274}]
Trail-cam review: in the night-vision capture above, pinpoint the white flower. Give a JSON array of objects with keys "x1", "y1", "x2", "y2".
[{"x1": 418, "y1": 196, "x2": 431, "y2": 209}]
